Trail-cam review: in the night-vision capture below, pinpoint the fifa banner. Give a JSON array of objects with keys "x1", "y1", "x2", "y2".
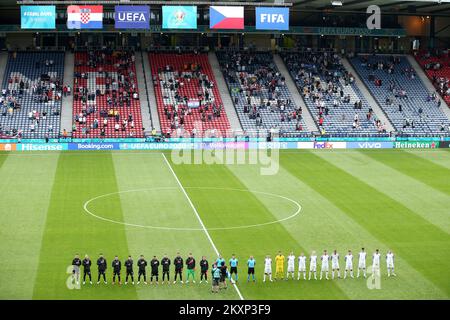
[
  {"x1": 162, "y1": 6, "x2": 197, "y2": 29},
  {"x1": 115, "y1": 6, "x2": 150, "y2": 29},
  {"x1": 394, "y1": 141, "x2": 439, "y2": 149},
  {"x1": 210, "y1": 6, "x2": 244, "y2": 30},
  {"x1": 255, "y1": 7, "x2": 289, "y2": 31},
  {"x1": 67, "y1": 5, "x2": 103, "y2": 29},
  {"x1": 21, "y1": 6, "x2": 56, "y2": 29}
]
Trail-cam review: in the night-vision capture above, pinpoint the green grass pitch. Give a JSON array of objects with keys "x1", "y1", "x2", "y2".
[{"x1": 0, "y1": 149, "x2": 449, "y2": 300}]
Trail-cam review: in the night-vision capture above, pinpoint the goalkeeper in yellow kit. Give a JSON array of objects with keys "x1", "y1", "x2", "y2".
[{"x1": 275, "y1": 251, "x2": 285, "y2": 280}]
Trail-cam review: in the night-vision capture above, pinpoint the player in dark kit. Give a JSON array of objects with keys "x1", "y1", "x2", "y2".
[
  {"x1": 220, "y1": 261, "x2": 229, "y2": 290},
  {"x1": 137, "y1": 255, "x2": 147, "y2": 284},
  {"x1": 72, "y1": 254, "x2": 81, "y2": 285},
  {"x1": 150, "y1": 256, "x2": 160, "y2": 284},
  {"x1": 161, "y1": 254, "x2": 171, "y2": 284},
  {"x1": 200, "y1": 256, "x2": 209, "y2": 284},
  {"x1": 173, "y1": 252, "x2": 184, "y2": 284},
  {"x1": 112, "y1": 256, "x2": 122, "y2": 285},
  {"x1": 97, "y1": 254, "x2": 107, "y2": 284},
  {"x1": 124, "y1": 256, "x2": 134, "y2": 285},
  {"x1": 82, "y1": 254, "x2": 92, "y2": 285}
]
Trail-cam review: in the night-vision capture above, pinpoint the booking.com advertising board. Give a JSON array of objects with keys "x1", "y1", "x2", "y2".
[{"x1": 21, "y1": 6, "x2": 56, "y2": 29}]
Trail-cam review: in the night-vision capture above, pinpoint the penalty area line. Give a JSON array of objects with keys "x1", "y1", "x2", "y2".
[{"x1": 161, "y1": 153, "x2": 245, "y2": 301}]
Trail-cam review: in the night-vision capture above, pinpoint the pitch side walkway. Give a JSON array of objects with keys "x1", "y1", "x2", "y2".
[
  {"x1": 135, "y1": 51, "x2": 154, "y2": 132},
  {"x1": 209, "y1": 51, "x2": 243, "y2": 133},
  {"x1": 142, "y1": 51, "x2": 161, "y2": 133},
  {"x1": 274, "y1": 54, "x2": 319, "y2": 133},
  {"x1": 407, "y1": 54, "x2": 450, "y2": 121},
  {"x1": 342, "y1": 57, "x2": 396, "y2": 132},
  {"x1": 61, "y1": 51, "x2": 74, "y2": 134}
]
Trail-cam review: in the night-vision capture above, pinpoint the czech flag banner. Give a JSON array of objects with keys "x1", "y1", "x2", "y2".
[
  {"x1": 67, "y1": 5, "x2": 103, "y2": 29},
  {"x1": 209, "y1": 6, "x2": 244, "y2": 30}
]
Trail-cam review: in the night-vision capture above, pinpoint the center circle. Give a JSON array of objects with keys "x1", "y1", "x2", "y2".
[{"x1": 83, "y1": 187, "x2": 302, "y2": 231}]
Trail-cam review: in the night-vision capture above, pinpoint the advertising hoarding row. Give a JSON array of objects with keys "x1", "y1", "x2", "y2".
[{"x1": 20, "y1": 5, "x2": 290, "y2": 31}]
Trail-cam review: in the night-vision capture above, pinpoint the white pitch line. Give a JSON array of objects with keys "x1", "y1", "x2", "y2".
[{"x1": 161, "y1": 153, "x2": 245, "y2": 301}]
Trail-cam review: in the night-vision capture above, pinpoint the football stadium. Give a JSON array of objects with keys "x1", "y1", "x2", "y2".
[{"x1": 0, "y1": 0, "x2": 449, "y2": 307}]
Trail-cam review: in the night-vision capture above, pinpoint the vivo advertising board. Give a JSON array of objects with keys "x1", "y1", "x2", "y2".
[
  {"x1": 115, "y1": 6, "x2": 150, "y2": 29},
  {"x1": 21, "y1": 6, "x2": 56, "y2": 29},
  {"x1": 255, "y1": 7, "x2": 289, "y2": 31},
  {"x1": 347, "y1": 141, "x2": 394, "y2": 149}
]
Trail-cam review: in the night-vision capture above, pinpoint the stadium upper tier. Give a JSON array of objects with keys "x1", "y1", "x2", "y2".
[
  {"x1": 216, "y1": 50, "x2": 307, "y2": 135},
  {"x1": 281, "y1": 51, "x2": 385, "y2": 135},
  {"x1": 1, "y1": 51, "x2": 64, "y2": 139},
  {"x1": 72, "y1": 50, "x2": 144, "y2": 138},
  {"x1": 350, "y1": 54, "x2": 449, "y2": 135},
  {"x1": 415, "y1": 50, "x2": 450, "y2": 107},
  {"x1": 149, "y1": 53, "x2": 230, "y2": 137}
]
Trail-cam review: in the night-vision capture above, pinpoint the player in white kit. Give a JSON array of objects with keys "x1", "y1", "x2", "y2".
[
  {"x1": 263, "y1": 255, "x2": 273, "y2": 282},
  {"x1": 320, "y1": 250, "x2": 330, "y2": 280},
  {"x1": 372, "y1": 249, "x2": 381, "y2": 277},
  {"x1": 386, "y1": 250, "x2": 396, "y2": 277},
  {"x1": 344, "y1": 250, "x2": 354, "y2": 279},
  {"x1": 286, "y1": 252, "x2": 296, "y2": 280},
  {"x1": 331, "y1": 250, "x2": 340, "y2": 279},
  {"x1": 297, "y1": 253, "x2": 306, "y2": 280},
  {"x1": 357, "y1": 247, "x2": 367, "y2": 278},
  {"x1": 308, "y1": 251, "x2": 317, "y2": 280}
]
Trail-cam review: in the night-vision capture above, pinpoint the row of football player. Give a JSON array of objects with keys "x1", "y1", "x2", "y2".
[
  {"x1": 70, "y1": 248, "x2": 396, "y2": 285},
  {"x1": 262, "y1": 248, "x2": 396, "y2": 282}
]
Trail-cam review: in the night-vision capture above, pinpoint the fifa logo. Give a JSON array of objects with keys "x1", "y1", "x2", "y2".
[{"x1": 366, "y1": 5, "x2": 381, "y2": 30}]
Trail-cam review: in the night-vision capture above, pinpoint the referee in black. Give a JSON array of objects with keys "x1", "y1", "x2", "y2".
[
  {"x1": 97, "y1": 254, "x2": 107, "y2": 284},
  {"x1": 150, "y1": 256, "x2": 160, "y2": 284},
  {"x1": 137, "y1": 255, "x2": 147, "y2": 284},
  {"x1": 82, "y1": 254, "x2": 92, "y2": 285},
  {"x1": 200, "y1": 256, "x2": 209, "y2": 284},
  {"x1": 125, "y1": 255, "x2": 134, "y2": 285},
  {"x1": 112, "y1": 256, "x2": 122, "y2": 285},
  {"x1": 161, "y1": 254, "x2": 171, "y2": 284}
]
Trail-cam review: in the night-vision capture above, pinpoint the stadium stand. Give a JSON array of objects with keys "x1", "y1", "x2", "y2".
[
  {"x1": 216, "y1": 50, "x2": 307, "y2": 135},
  {"x1": 415, "y1": 50, "x2": 450, "y2": 107},
  {"x1": 149, "y1": 52, "x2": 230, "y2": 137},
  {"x1": 72, "y1": 50, "x2": 143, "y2": 138},
  {"x1": 0, "y1": 51, "x2": 64, "y2": 139},
  {"x1": 281, "y1": 50, "x2": 386, "y2": 135},
  {"x1": 350, "y1": 54, "x2": 450, "y2": 135}
]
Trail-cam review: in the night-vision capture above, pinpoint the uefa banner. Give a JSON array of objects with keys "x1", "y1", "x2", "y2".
[
  {"x1": 255, "y1": 7, "x2": 289, "y2": 31},
  {"x1": 115, "y1": 6, "x2": 150, "y2": 29},
  {"x1": 21, "y1": 6, "x2": 55, "y2": 29},
  {"x1": 67, "y1": 5, "x2": 103, "y2": 29},
  {"x1": 162, "y1": 6, "x2": 197, "y2": 29}
]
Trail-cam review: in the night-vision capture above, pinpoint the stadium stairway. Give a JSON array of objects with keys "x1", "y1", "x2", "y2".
[
  {"x1": 274, "y1": 54, "x2": 319, "y2": 133},
  {"x1": 209, "y1": 51, "x2": 243, "y2": 133},
  {"x1": 142, "y1": 51, "x2": 161, "y2": 133},
  {"x1": 341, "y1": 57, "x2": 396, "y2": 132},
  {"x1": 0, "y1": 52, "x2": 7, "y2": 84},
  {"x1": 135, "y1": 51, "x2": 153, "y2": 133},
  {"x1": 61, "y1": 51, "x2": 74, "y2": 135},
  {"x1": 407, "y1": 54, "x2": 450, "y2": 121}
]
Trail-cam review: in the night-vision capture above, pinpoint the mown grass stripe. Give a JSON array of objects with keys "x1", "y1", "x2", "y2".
[
  {"x1": 33, "y1": 151, "x2": 137, "y2": 300},
  {"x1": 363, "y1": 150, "x2": 450, "y2": 196},
  {"x1": 167, "y1": 157, "x2": 349, "y2": 300},
  {"x1": 281, "y1": 151, "x2": 450, "y2": 297},
  {"x1": 315, "y1": 151, "x2": 450, "y2": 235}
]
